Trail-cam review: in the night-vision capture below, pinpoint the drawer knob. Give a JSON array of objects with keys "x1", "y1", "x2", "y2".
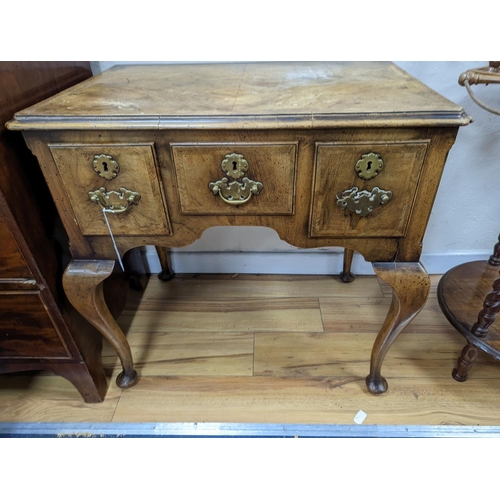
[
  {"x1": 355, "y1": 152, "x2": 384, "y2": 180},
  {"x1": 93, "y1": 154, "x2": 120, "y2": 180},
  {"x1": 88, "y1": 187, "x2": 141, "y2": 214},
  {"x1": 337, "y1": 186, "x2": 392, "y2": 216},
  {"x1": 209, "y1": 153, "x2": 263, "y2": 205}
]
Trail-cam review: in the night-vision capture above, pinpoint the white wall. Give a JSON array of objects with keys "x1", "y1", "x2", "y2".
[{"x1": 92, "y1": 61, "x2": 500, "y2": 275}]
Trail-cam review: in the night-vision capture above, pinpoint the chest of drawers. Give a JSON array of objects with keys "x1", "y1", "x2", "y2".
[
  {"x1": 7, "y1": 62, "x2": 470, "y2": 398},
  {"x1": 0, "y1": 62, "x2": 109, "y2": 402}
]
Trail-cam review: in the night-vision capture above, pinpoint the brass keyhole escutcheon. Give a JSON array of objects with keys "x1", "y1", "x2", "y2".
[
  {"x1": 355, "y1": 152, "x2": 384, "y2": 180},
  {"x1": 221, "y1": 153, "x2": 249, "y2": 180},
  {"x1": 93, "y1": 154, "x2": 120, "y2": 180}
]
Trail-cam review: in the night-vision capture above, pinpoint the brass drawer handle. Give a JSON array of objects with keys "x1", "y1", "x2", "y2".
[
  {"x1": 337, "y1": 186, "x2": 392, "y2": 216},
  {"x1": 209, "y1": 153, "x2": 263, "y2": 205},
  {"x1": 88, "y1": 187, "x2": 141, "y2": 214}
]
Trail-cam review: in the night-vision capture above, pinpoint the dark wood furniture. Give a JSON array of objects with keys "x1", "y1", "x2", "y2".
[
  {"x1": 7, "y1": 62, "x2": 470, "y2": 397},
  {"x1": 0, "y1": 62, "x2": 109, "y2": 402},
  {"x1": 439, "y1": 257, "x2": 500, "y2": 381},
  {"x1": 438, "y1": 62, "x2": 500, "y2": 382}
]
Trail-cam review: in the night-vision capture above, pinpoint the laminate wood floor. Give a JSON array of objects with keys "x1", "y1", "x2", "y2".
[{"x1": 1, "y1": 273, "x2": 500, "y2": 425}]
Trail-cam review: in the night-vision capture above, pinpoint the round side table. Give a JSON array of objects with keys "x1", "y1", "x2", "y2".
[
  {"x1": 438, "y1": 61, "x2": 500, "y2": 382},
  {"x1": 438, "y1": 257, "x2": 500, "y2": 381}
]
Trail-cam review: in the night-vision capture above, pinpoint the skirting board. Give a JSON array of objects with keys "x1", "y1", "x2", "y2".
[{"x1": 140, "y1": 247, "x2": 491, "y2": 275}]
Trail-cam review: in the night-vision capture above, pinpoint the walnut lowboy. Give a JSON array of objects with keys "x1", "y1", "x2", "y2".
[{"x1": 7, "y1": 62, "x2": 470, "y2": 398}]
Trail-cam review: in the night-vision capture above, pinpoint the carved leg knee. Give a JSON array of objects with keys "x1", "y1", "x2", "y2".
[
  {"x1": 366, "y1": 262, "x2": 430, "y2": 395},
  {"x1": 63, "y1": 260, "x2": 138, "y2": 389}
]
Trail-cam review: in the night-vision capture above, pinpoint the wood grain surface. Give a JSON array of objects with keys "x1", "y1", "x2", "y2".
[
  {"x1": 0, "y1": 218, "x2": 32, "y2": 279},
  {"x1": 23, "y1": 127, "x2": 456, "y2": 267},
  {"x1": 439, "y1": 261, "x2": 500, "y2": 349},
  {"x1": 0, "y1": 292, "x2": 71, "y2": 359},
  {"x1": 172, "y1": 142, "x2": 297, "y2": 215},
  {"x1": 1, "y1": 273, "x2": 500, "y2": 424},
  {"x1": 49, "y1": 142, "x2": 171, "y2": 236},
  {"x1": 1, "y1": 62, "x2": 472, "y2": 409},
  {"x1": 310, "y1": 141, "x2": 429, "y2": 237},
  {"x1": 439, "y1": 260, "x2": 500, "y2": 367},
  {"x1": 8, "y1": 62, "x2": 469, "y2": 130}
]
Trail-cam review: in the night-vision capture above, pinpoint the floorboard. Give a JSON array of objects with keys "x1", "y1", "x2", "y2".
[{"x1": 1, "y1": 273, "x2": 500, "y2": 427}]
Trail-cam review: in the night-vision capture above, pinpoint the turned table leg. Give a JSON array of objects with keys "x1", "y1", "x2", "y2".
[
  {"x1": 339, "y1": 248, "x2": 355, "y2": 283},
  {"x1": 471, "y1": 274, "x2": 500, "y2": 338},
  {"x1": 452, "y1": 342, "x2": 478, "y2": 382},
  {"x1": 488, "y1": 233, "x2": 500, "y2": 266},
  {"x1": 366, "y1": 262, "x2": 430, "y2": 395},
  {"x1": 63, "y1": 259, "x2": 138, "y2": 389}
]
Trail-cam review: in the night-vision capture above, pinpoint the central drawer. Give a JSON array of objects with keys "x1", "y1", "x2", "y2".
[{"x1": 171, "y1": 143, "x2": 298, "y2": 215}]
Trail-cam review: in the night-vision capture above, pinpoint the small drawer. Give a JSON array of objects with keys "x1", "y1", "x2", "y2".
[
  {"x1": 0, "y1": 292, "x2": 71, "y2": 359},
  {"x1": 49, "y1": 143, "x2": 171, "y2": 236},
  {"x1": 309, "y1": 140, "x2": 429, "y2": 238},
  {"x1": 171, "y1": 142, "x2": 297, "y2": 215}
]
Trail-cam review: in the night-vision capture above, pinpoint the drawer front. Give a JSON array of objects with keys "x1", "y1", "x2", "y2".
[
  {"x1": 0, "y1": 292, "x2": 71, "y2": 359},
  {"x1": 171, "y1": 143, "x2": 297, "y2": 215},
  {"x1": 310, "y1": 140, "x2": 429, "y2": 238},
  {"x1": 0, "y1": 219, "x2": 33, "y2": 280},
  {"x1": 49, "y1": 143, "x2": 171, "y2": 236}
]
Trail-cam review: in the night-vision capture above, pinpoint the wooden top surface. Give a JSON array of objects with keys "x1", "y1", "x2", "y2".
[
  {"x1": 7, "y1": 62, "x2": 470, "y2": 130},
  {"x1": 438, "y1": 260, "x2": 500, "y2": 358}
]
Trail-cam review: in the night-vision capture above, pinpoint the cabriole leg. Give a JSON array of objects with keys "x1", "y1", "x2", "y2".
[
  {"x1": 366, "y1": 262, "x2": 430, "y2": 395},
  {"x1": 156, "y1": 246, "x2": 175, "y2": 281},
  {"x1": 63, "y1": 260, "x2": 138, "y2": 389},
  {"x1": 340, "y1": 248, "x2": 355, "y2": 283}
]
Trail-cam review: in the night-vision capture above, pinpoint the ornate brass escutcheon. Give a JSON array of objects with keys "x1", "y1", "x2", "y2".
[
  {"x1": 355, "y1": 152, "x2": 384, "y2": 180},
  {"x1": 93, "y1": 154, "x2": 120, "y2": 180},
  {"x1": 88, "y1": 187, "x2": 141, "y2": 214},
  {"x1": 209, "y1": 153, "x2": 263, "y2": 205},
  {"x1": 221, "y1": 153, "x2": 249, "y2": 179},
  {"x1": 337, "y1": 186, "x2": 392, "y2": 216}
]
